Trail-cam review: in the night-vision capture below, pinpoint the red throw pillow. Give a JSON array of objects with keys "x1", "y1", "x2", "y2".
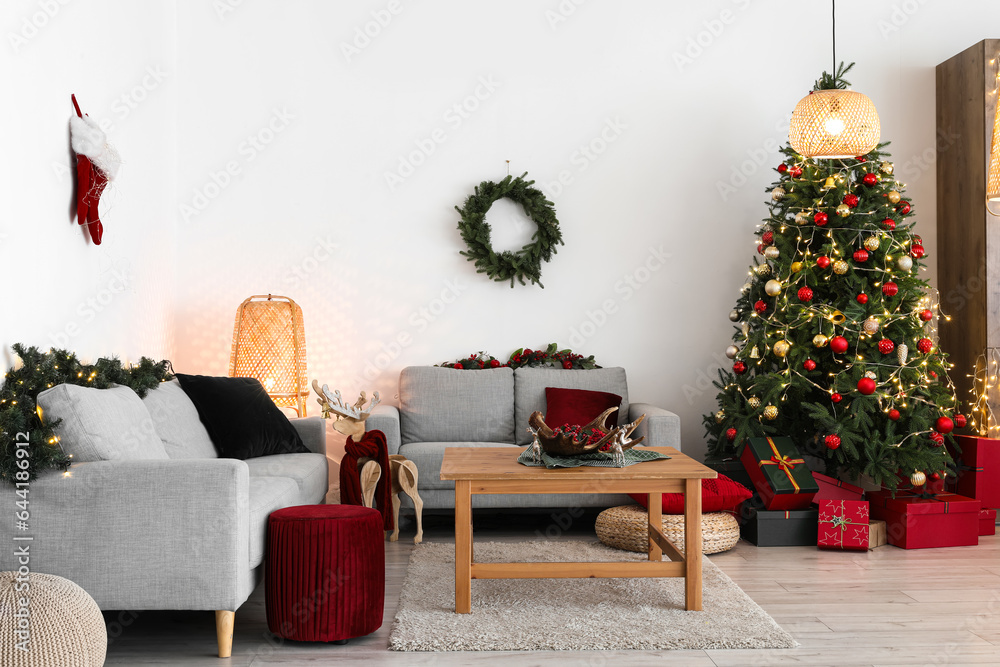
[
  {"x1": 545, "y1": 387, "x2": 622, "y2": 431},
  {"x1": 629, "y1": 474, "x2": 753, "y2": 514}
]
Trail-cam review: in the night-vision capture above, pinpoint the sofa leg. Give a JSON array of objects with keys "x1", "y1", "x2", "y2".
[{"x1": 215, "y1": 610, "x2": 235, "y2": 658}]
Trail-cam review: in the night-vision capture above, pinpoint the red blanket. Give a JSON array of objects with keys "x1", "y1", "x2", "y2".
[{"x1": 339, "y1": 429, "x2": 393, "y2": 531}]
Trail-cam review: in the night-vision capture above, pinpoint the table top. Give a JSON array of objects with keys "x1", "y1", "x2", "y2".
[{"x1": 439, "y1": 447, "x2": 717, "y2": 481}]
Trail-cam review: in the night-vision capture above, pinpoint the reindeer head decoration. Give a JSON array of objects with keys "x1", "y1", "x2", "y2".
[{"x1": 311, "y1": 380, "x2": 381, "y2": 442}]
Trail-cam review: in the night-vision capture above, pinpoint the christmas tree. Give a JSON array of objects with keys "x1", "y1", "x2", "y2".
[{"x1": 704, "y1": 68, "x2": 963, "y2": 491}]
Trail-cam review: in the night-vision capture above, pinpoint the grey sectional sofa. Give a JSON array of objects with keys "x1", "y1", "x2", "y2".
[{"x1": 366, "y1": 366, "x2": 681, "y2": 511}]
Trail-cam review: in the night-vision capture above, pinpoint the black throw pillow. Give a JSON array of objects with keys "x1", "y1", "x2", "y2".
[{"x1": 175, "y1": 374, "x2": 309, "y2": 459}]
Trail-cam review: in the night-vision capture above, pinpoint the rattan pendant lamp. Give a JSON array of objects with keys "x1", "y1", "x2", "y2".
[
  {"x1": 788, "y1": 0, "x2": 880, "y2": 159},
  {"x1": 228, "y1": 294, "x2": 309, "y2": 415},
  {"x1": 988, "y1": 58, "x2": 1000, "y2": 210}
]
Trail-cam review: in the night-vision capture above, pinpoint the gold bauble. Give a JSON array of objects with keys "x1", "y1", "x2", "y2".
[
  {"x1": 888, "y1": 190, "x2": 901, "y2": 204},
  {"x1": 729, "y1": 309, "x2": 740, "y2": 322},
  {"x1": 764, "y1": 246, "x2": 780, "y2": 260},
  {"x1": 864, "y1": 235, "x2": 880, "y2": 251},
  {"x1": 794, "y1": 211, "x2": 809, "y2": 225},
  {"x1": 764, "y1": 279, "x2": 782, "y2": 296},
  {"x1": 771, "y1": 186, "x2": 786, "y2": 202},
  {"x1": 880, "y1": 161, "x2": 894, "y2": 175},
  {"x1": 773, "y1": 340, "x2": 791, "y2": 357},
  {"x1": 791, "y1": 261, "x2": 804, "y2": 273},
  {"x1": 910, "y1": 470, "x2": 926, "y2": 487},
  {"x1": 864, "y1": 370, "x2": 877, "y2": 380},
  {"x1": 763, "y1": 405, "x2": 778, "y2": 420},
  {"x1": 725, "y1": 345, "x2": 739, "y2": 358},
  {"x1": 748, "y1": 397, "x2": 761, "y2": 409},
  {"x1": 836, "y1": 203, "x2": 851, "y2": 218},
  {"x1": 830, "y1": 310, "x2": 846, "y2": 325},
  {"x1": 832, "y1": 260, "x2": 849, "y2": 275},
  {"x1": 862, "y1": 317, "x2": 880, "y2": 335},
  {"x1": 813, "y1": 334, "x2": 829, "y2": 348},
  {"x1": 715, "y1": 410, "x2": 726, "y2": 424},
  {"x1": 756, "y1": 263, "x2": 772, "y2": 277},
  {"x1": 898, "y1": 255, "x2": 913, "y2": 271}
]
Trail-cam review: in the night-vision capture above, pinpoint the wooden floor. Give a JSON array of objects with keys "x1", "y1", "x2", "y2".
[{"x1": 104, "y1": 511, "x2": 1000, "y2": 666}]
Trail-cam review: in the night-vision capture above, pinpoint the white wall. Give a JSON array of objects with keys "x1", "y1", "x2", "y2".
[{"x1": 5, "y1": 1, "x2": 1000, "y2": 463}]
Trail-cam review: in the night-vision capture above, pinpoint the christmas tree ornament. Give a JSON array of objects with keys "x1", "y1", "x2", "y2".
[
  {"x1": 748, "y1": 397, "x2": 761, "y2": 409},
  {"x1": 919, "y1": 309, "x2": 933, "y2": 321},
  {"x1": 897, "y1": 343, "x2": 909, "y2": 365},
  {"x1": 757, "y1": 244, "x2": 766, "y2": 255},
  {"x1": 878, "y1": 339, "x2": 895, "y2": 354},
  {"x1": 726, "y1": 345, "x2": 739, "y2": 358},
  {"x1": 715, "y1": 410, "x2": 726, "y2": 423},
  {"x1": 754, "y1": 300, "x2": 768, "y2": 314},
  {"x1": 857, "y1": 377, "x2": 877, "y2": 395},
  {"x1": 880, "y1": 161, "x2": 894, "y2": 175},
  {"x1": 934, "y1": 416, "x2": 954, "y2": 434},
  {"x1": 864, "y1": 236, "x2": 881, "y2": 251},
  {"x1": 763, "y1": 405, "x2": 779, "y2": 420},
  {"x1": 888, "y1": 408, "x2": 901, "y2": 421},
  {"x1": 726, "y1": 427, "x2": 737, "y2": 442},
  {"x1": 930, "y1": 370, "x2": 938, "y2": 379},
  {"x1": 777, "y1": 163, "x2": 788, "y2": 174},
  {"x1": 762, "y1": 230, "x2": 774, "y2": 245},
  {"x1": 803, "y1": 359, "x2": 817, "y2": 371},
  {"x1": 863, "y1": 317, "x2": 880, "y2": 335},
  {"x1": 910, "y1": 244, "x2": 925, "y2": 259},
  {"x1": 824, "y1": 434, "x2": 841, "y2": 449},
  {"x1": 831, "y1": 392, "x2": 843, "y2": 403},
  {"x1": 70, "y1": 95, "x2": 121, "y2": 246},
  {"x1": 795, "y1": 211, "x2": 809, "y2": 225},
  {"x1": 955, "y1": 414, "x2": 967, "y2": 429},
  {"x1": 910, "y1": 470, "x2": 926, "y2": 486},
  {"x1": 733, "y1": 361, "x2": 747, "y2": 375},
  {"x1": 749, "y1": 346, "x2": 760, "y2": 358},
  {"x1": 813, "y1": 334, "x2": 830, "y2": 348},
  {"x1": 857, "y1": 293, "x2": 869, "y2": 304},
  {"x1": 814, "y1": 211, "x2": 829, "y2": 226},
  {"x1": 816, "y1": 255, "x2": 831, "y2": 268},
  {"x1": 765, "y1": 279, "x2": 782, "y2": 296},
  {"x1": 756, "y1": 263, "x2": 772, "y2": 276},
  {"x1": 843, "y1": 193, "x2": 859, "y2": 208},
  {"x1": 741, "y1": 282, "x2": 752, "y2": 295},
  {"x1": 881, "y1": 218, "x2": 896, "y2": 230},
  {"x1": 773, "y1": 340, "x2": 791, "y2": 357},
  {"x1": 864, "y1": 371, "x2": 877, "y2": 380},
  {"x1": 822, "y1": 176, "x2": 836, "y2": 189},
  {"x1": 853, "y1": 249, "x2": 869, "y2": 262},
  {"x1": 882, "y1": 282, "x2": 899, "y2": 297},
  {"x1": 789, "y1": 166, "x2": 803, "y2": 178},
  {"x1": 830, "y1": 336, "x2": 849, "y2": 353},
  {"x1": 898, "y1": 255, "x2": 913, "y2": 271},
  {"x1": 930, "y1": 471, "x2": 941, "y2": 481},
  {"x1": 771, "y1": 187, "x2": 786, "y2": 202},
  {"x1": 791, "y1": 261, "x2": 804, "y2": 273},
  {"x1": 887, "y1": 190, "x2": 901, "y2": 204},
  {"x1": 836, "y1": 203, "x2": 851, "y2": 217},
  {"x1": 729, "y1": 309, "x2": 740, "y2": 322},
  {"x1": 930, "y1": 432, "x2": 945, "y2": 446},
  {"x1": 917, "y1": 338, "x2": 933, "y2": 354},
  {"x1": 862, "y1": 173, "x2": 878, "y2": 186},
  {"x1": 797, "y1": 286, "x2": 814, "y2": 301},
  {"x1": 741, "y1": 322, "x2": 750, "y2": 336},
  {"x1": 830, "y1": 310, "x2": 847, "y2": 324},
  {"x1": 898, "y1": 201, "x2": 911, "y2": 214},
  {"x1": 832, "y1": 260, "x2": 849, "y2": 275},
  {"x1": 764, "y1": 246, "x2": 781, "y2": 260}
]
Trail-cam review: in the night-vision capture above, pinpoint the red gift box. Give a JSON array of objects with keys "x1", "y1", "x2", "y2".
[
  {"x1": 981, "y1": 508, "x2": 997, "y2": 536},
  {"x1": 869, "y1": 490, "x2": 980, "y2": 549},
  {"x1": 812, "y1": 472, "x2": 865, "y2": 502},
  {"x1": 950, "y1": 436, "x2": 1000, "y2": 509},
  {"x1": 818, "y1": 499, "x2": 870, "y2": 550}
]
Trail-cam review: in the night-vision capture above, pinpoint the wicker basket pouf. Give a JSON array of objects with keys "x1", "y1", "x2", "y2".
[
  {"x1": 595, "y1": 505, "x2": 740, "y2": 555},
  {"x1": 0, "y1": 571, "x2": 106, "y2": 667}
]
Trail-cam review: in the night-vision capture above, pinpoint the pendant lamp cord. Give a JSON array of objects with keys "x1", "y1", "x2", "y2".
[{"x1": 831, "y1": 0, "x2": 836, "y2": 75}]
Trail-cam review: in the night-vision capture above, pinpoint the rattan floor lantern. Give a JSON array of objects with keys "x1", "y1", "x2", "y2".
[{"x1": 229, "y1": 294, "x2": 308, "y2": 415}]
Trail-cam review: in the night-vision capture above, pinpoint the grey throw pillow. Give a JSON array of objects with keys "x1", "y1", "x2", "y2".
[{"x1": 142, "y1": 379, "x2": 218, "y2": 459}]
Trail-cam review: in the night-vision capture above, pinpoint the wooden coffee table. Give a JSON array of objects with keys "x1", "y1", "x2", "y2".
[{"x1": 439, "y1": 446, "x2": 716, "y2": 613}]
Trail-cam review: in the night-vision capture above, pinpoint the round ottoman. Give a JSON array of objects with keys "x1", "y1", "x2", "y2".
[
  {"x1": 0, "y1": 571, "x2": 106, "y2": 667},
  {"x1": 266, "y1": 505, "x2": 385, "y2": 643},
  {"x1": 595, "y1": 505, "x2": 740, "y2": 555}
]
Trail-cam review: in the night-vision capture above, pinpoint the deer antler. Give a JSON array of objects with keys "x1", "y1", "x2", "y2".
[{"x1": 311, "y1": 380, "x2": 380, "y2": 422}]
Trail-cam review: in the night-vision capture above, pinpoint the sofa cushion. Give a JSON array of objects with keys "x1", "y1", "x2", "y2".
[
  {"x1": 248, "y1": 476, "x2": 300, "y2": 567},
  {"x1": 514, "y1": 368, "x2": 630, "y2": 445},
  {"x1": 398, "y1": 441, "x2": 517, "y2": 489},
  {"x1": 37, "y1": 384, "x2": 169, "y2": 461},
  {"x1": 142, "y1": 379, "x2": 218, "y2": 459},
  {"x1": 544, "y1": 387, "x2": 622, "y2": 432},
  {"x1": 246, "y1": 453, "x2": 328, "y2": 503},
  {"x1": 399, "y1": 367, "x2": 515, "y2": 444}
]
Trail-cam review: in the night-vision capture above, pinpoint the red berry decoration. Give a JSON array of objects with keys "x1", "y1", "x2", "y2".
[
  {"x1": 830, "y1": 336, "x2": 849, "y2": 354},
  {"x1": 824, "y1": 434, "x2": 842, "y2": 450},
  {"x1": 935, "y1": 416, "x2": 954, "y2": 434},
  {"x1": 803, "y1": 359, "x2": 817, "y2": 371},
  {"x1": 524, "y1": 349, "x2": 533, "y2": 355},
  {"x1": 816, "y1": 255, "x2": 831, "y2": 269},
  {"x1": 814, "y1": 211, "x2": 829, "y2": 226},
  {"x1": 882, "y1": 282, "x2": 899, "y2": 297},
  {"x1": 930, "y1": 432, "x2": 945, "y2": 446},
  {"x1": 888, "y1": 409, "x2": 901, "y2": 421},
  {"x1": 857, "y1": 377, "x2": 877, "y2": 395},
  {"x1": 910, "y1": 244, "x2": 925, "y2": 259},
  {"x1": 762, "y1": 230, "x2": 774, "y2": 245},
  {"x1": 453, "y1": 363, "x2": 463, "y2": 369},
  {"x1": 857, "y1": 293, "x2": 869, "y2": 304},
  {"x1": 777, "y1": 163, "x2": 788, "y2": 174},
  {"x1": 878, "y1": 339, "x2": 895, "y2": 354},
  {"x1": 489, "y1": 359, "x2": 501, "y2": 368},
  {"x1": 797, "y1": 286, "x2": 814, "y2": 302},
  {"x1": 754, "y1": 300, "x2": 768, "y2": 314},
  {"x1": 733, "y1": 361, "x2": 747, "y2": 375},
  {"x1": 831, "y1": 392, "x2": 843, "y2": 403},
  {"x1": 862, "y1": 173, "x2": 878, "y2": 186},
  {"x1": 562, "y1": 360, "x2": 572, "y2": 369},
  {"x1": 881, "y1": 218, "x2": 896, "y2": 230},
  {"x1": 789, "y1": 166, "x2": 803, "y2": 177},
  {"x1": 955, "y1": 414, "x2": 968, "y2": 429},
  {"x1": 898, "y1": 200, "x2": 911, "y2": 215},
  {"x1": 726, "y1": 427, "x2": 737, "y2": 442},
  {"x1": 843, "y1": 193, "x2": 859, "y2": 208},
  {"x1": 917, "y1": 338, "x2": 933, "y2": 354},
  {"x1": 930, "y1": 370, "x2": 938, "y2": 379},
  {"x1": 853, "y1": 249, "x2": 869, "y2": 263},
  {"x1": 919, "y1": 309, "x2": 933, "y2": 321}
]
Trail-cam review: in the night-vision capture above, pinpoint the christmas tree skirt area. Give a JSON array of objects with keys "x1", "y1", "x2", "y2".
[{"x1": 388, "y1": 540, "x2": 797, "y2": 651}]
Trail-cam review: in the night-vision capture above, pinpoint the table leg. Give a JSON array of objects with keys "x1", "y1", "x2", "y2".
[
  {"x1": 648, "y1": 492, "x2": 662, "y2": 561},
  {"x1": 684, "y1": 477, "x2": 703, "y2": 611},
  {"x1": 455, "y1": 480, "x2": 472, "y2": 613}
]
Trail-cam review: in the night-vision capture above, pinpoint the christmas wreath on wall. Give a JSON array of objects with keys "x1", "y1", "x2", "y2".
[
  {"x1": 437, "y1": 343, "x2": 600, "y2": 370},
  {"x1": 455, "y1": 172, "x2": 563, "y2": 288}
]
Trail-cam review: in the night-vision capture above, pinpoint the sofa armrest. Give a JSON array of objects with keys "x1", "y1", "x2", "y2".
[
  {"x1": 366, "y1": 404, "x2": 401, "y2": 456},
  {"x1": 629, "y1": 403, "x2": 681, "y2": 452},
  {"x1": 1, "y1": 458, "x2": 252, "y2": 611},
  {"x1": 290, "y1": 416, "x2": 326, "y2": 456}
]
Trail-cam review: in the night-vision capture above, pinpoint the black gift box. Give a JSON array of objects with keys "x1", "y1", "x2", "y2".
[
  {"x1": 705, "y1": 457, "x2": 754, "y2": 491},
  {"x1": 741, "y1": 507, "x2": 819, "y2": 547}
]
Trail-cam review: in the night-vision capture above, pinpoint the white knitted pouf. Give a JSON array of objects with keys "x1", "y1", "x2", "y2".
[{"x1": 0, "y1": 571, "x2": 106, "y2": 667}]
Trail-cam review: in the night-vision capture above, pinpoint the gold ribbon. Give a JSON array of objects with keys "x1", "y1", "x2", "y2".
[{"x1": 757, "y1": 437, "x2": 804, "y2": 493}]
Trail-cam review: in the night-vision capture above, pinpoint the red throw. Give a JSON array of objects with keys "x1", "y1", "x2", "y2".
[{"x1": 339, "y1": 429, "x2": 394, "y2": 531}]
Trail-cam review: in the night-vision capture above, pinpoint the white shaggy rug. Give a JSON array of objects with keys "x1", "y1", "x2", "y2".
[{"x1": 388, "y1": 540, "x2": 797, "y2": 651}]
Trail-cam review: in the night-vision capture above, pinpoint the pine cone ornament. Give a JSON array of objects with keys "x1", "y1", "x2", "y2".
[{"x1": 897, "y1": 343, "x2": 909, "y2": 365}]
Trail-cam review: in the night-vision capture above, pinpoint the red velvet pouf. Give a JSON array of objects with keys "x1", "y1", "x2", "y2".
[{"x1": 266, "y1": 505, "x2": 385, "y2": 642}]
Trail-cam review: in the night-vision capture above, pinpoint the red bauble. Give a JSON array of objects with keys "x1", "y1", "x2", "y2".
[
  {"x1": 930, "y1": 370, "x2": 938, "y2": 379},
  {"x1": 917, "y1": 338, "x2": 933, "y2": 354},
  {"x1": 824, "y1": 434, "x2": 842, "y2": 450},
  {"x1": 862, "y1": 173, "x2": 878, "y2": 186},
  {"x1": 935, "y1": 416, "x2": 954, "y2": 434},
  {"x1": 857, "y1": 377, "x2": 877, "y2": 395},
  {"x1": 562, "y1": 360, "x2": 572, "y2": 369},
  {"x1": 816, "y1": 256, "x2": 831, "y2": 269},
  {"x1": 881, "y1": 218, "x2": 896, "y2": 230},
  {"x1": 524, "y1": 349, "x2": 533, "y2": 355},
  {"x1": 857, "y1": 293, "x2": 869, "y2": 304},
  {"x1": 843, "y1": 193, "x2": 859, "y2": 208},
  {"x1": 489, "y1": 359, "x2": 501, "y2": 368},
  {"x1": 911, "y1": 244, "x2": 925, "y2": 259},
  {"x1": 789, "y1": 166, "x2": 803, "y2": 177},
  {"x1": 919, "y1": 309, "x2": 933, "y2": 321},
  {"x1": 882, "y1": 282, "x2": 899, "y2": 297},
  {"x1": 878, "y1": 339, "x2": 895, "y2": 354},
  {"x1": 831, "y1": 392, "x2": 843, "y2": 403},
  {"x1": 453, "y1": 363, "x2": 463, "y2": 369},
  {"x1": 726, "y1": 427, "x2": 737, "y2": 442},
  {"x1": 955, "y1": 414, "x2": 968, "y2": 429},
  {"x1": 898, "y1": 201, "x2": 911, "y2": 214},
  {"x1": 803, "y1": 359, "x2": 817, "y2": 371},
  {"x1": 777, "y1": 163, "x2": 788, "y2": 174},
  {"x1": 930, "y1": 432, "x2": 945, "y2": 446},
  {"x1": 888, "y1": 409, "x2": 901, "y2": 421},
  {"x1": 814, "y1": 211, "x2": 829, "y2": 226},
  {"x1": 757, "y1": 243, "x2": 765, "y2": 255},
  {"x1": 830, "y1": 336, "x2": 849, "y2": 354},
  {"x1": 930, "y1": 472, "x2": 941, "y2": 481},
  {"x1": 762, "y1": 230, "x2": 774, "y2": 245},
  {"x1": 754, "y1": 300, "x2": 768, "y2": 314},
  {"x1": 853, "y1": 249, "x2": 869, "y2": 262},
  {"x1": 797, "y1": 286, "x2": 814, "y2": 302},
  {"x1": 733, "y1": 361, "x2": 747, "y2": 375}
]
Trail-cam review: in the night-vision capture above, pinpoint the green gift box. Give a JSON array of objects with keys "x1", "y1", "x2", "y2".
[{"x1": 740, "y1": 436, "x2": 818, "y2": 510}]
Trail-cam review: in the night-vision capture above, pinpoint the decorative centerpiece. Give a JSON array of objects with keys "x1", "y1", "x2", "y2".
[{"x1": 524, "y1": 408, "x2": 649, "y2": 468}]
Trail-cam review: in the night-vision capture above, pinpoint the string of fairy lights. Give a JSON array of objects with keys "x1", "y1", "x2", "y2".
[{"x1": 968, "y1": 347, "x2": 1000, "y2": 436}]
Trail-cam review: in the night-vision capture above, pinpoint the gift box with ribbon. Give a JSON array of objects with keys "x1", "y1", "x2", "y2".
[
  {"x1": 740, "y1": 436, "x2": 819, "y2": 510},
  {"x1": 817, "y1": 499, "x2": 870, "y2": 550},
  {"x1": 949, "y1": 436, "x2": 1000, "y2": 509},
  {"x1": 980, "y1": 508, "x2": 996, "y2": 537},
  {"x1": 868, "y1": 490, "x2": 980, "y2": 549},
  {"x1": 813, "y1": 472, "x2": 865, "y2": 503}
]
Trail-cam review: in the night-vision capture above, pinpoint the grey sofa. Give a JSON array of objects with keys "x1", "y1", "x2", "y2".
[
  {"x1": 366, "y1": 366, "x2": 681, "y2": 511},
  {"x1": 0, "y1": 379, "x2": 328, "y2": 658}
]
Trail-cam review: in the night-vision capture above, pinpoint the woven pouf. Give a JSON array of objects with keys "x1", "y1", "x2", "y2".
[
  {"x1": 595, "y1": 505, "x2": 740, "y2": 555},
  {"x1": 0, "y1": 571, "x2": 106, "y2": 667},
  {"x1": 266, "y1": 505, "x2": 385, "y2": 643}
]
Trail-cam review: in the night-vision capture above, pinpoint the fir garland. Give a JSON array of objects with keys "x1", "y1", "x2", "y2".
[
  {"x1": 456, "y1": 173, "x2": 563, "y2": 288},
  {"x1": 437, "y1": 343, "x2": 599, "y2": 370},
  {"x1": 0, "y1": 344, "x2": 173, "y2": 482}
]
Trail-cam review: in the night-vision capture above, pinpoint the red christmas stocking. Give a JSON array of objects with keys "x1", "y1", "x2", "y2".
[{"x1": 70, "y1": 95, "x2": 119, "y2": 245}]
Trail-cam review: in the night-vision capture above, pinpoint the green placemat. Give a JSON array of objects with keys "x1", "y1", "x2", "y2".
[{"x1": 517, "y1": 446, "x2": 670, "y2": 469}]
